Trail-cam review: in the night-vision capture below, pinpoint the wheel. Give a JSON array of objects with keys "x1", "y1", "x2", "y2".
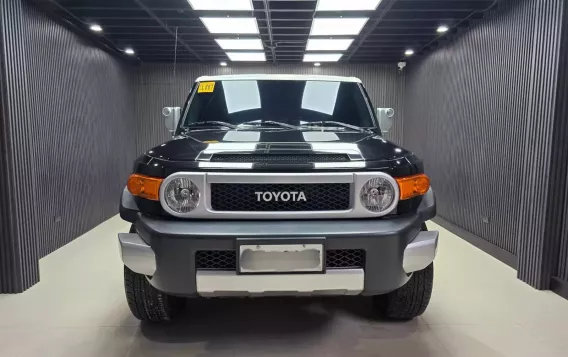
[
  {"x1": 372, "y1": 222, "x2": 433, "y2": 320},
  {"x1": 124, "y1": 266, "x2": 185, "y2": 322},
  {"x1": 123, "y1": 225, "x2": 184, "y2": 322},
  {"x1": 373, "y1": 263, "x2": 433, "y2": 320}
]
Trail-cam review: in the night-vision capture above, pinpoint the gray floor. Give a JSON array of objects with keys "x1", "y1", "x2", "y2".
[{"x1": 1, "y1": 217, "x2": 568, "y2": 357}]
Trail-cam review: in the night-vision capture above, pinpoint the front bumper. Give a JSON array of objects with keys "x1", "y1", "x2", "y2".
[{"x1": 119, "y1": 189, "x2": 437, "y2": 297}]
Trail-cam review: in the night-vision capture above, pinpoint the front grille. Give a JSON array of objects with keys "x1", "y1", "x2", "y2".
[
  {"x1": 195, "y1": 251, "x2": 236, "y2": 270},
  {"x1": 195, "y1": 249, "x2": 365, "y2": 270},
  {"x1": 210, "y1": 154, "x2": 350, "y2": 163},
  {"x1": 326, "y1": 249, "x2": 366, "y2": 269},
  {"x1": 210, "y1": 183, "x2": 350, "y2": 211}
]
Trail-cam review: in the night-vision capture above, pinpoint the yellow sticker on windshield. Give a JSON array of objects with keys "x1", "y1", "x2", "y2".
[{"x1": 198, "y1": 82, "x2": 215, "y2": 93}]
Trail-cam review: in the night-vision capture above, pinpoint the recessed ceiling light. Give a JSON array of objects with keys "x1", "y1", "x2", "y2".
[
  {"x1": 226, "y1": 52, "x2": 266, "y2": 61},
  {"x1": 188, "y1": 0, "x2": 253, "y2": 11},
  {"x1": 200, "y1": 17, "x2": 259, "y2": 34},
  {"x1": 314, "y1": 62, "x2": 321, "y2": 67},
  {"x1": 89, "y1": 24, "x2": 102, "y2": 32},
  {"x1": 124, "y1": 48, "x2": 135, "y2": 55},
  {"x1": 310, "y1": 18, "x2": 369, "y2": 36},
  {"x1": 405, "y1": 49, "x2": 414, "y2": 56},
  {"x1": 220, "y1": 61, "x2": 228, "y2": 67},
  {"x1": 303, "y1": 53, "x2": 343, "y2": 62},
  {"x1": 306, "y1": 39, "x2": 354, "y2": 51},
  {"x1": 437, "y1": 25, "x2": 449, "y2": 33},
  {"x1": 316, "y1": 0, "x2": 382, "y2": 11},
  {"x1": 215, "y1": 38, "x2": 264, "y2": 50}
]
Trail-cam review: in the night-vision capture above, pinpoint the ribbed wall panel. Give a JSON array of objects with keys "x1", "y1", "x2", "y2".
[
  {"x1": 404, "y1": 0, "x2": 534, "y2": 255},
  {"x1": 0, "y1": 0, "x2": 40, "y2": 292},
  {"x1": 554, "y1": 0, "x2": 568, "y2": 283},
  {"x1": 403, "y1": 0, "x2": 566, "y2": 289},
  {"x1": 23, "y1": 3, "x2": 137, "y2": 258},
  {"x1": 560, "y1": 157, "x2": 568, "y2": 279},
  {"x1": 515, "y1": 0, "x2": 564, "y2": 289},
  {"x1": 135, "y1": 64, "x2": 404, "y2": 153}
]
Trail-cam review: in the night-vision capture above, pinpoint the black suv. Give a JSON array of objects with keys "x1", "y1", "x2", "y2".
[{"x1": 119, "y1": 74, "x2": 437, "y2": 322}]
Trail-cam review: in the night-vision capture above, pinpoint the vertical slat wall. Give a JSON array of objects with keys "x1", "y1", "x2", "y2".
[
  {"x1": 0, "y1": 0, "x2": 40, "y2": 292},
  {"x1": 0, "y1": 1, "x2": 137, "y2": 292},
  {"x1": 554, "y1": 0, "x2": 568, "y2": 284},
  {"x1": 404, "y1": 0, "x2": 535, "y2": 256},
  {"x1": 135, "y1": 63, "x2": 404, "y2": 153},
  {"x1": 23, "y1": 4, "x2": 138, "y2": 258},
  {"x1": 559, "y1": 166, "x2": 568, "y2": 281},
  {"x1": 512, "y1": 0, "x2": 564, "y2": 289},
  {"x1": 403, "y1": 0, "x2": 566, "y2": 289}
]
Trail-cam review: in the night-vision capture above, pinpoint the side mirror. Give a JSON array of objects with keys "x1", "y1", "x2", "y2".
[
  {"x1": 163, "y1": 107, "x2": 181, "y2": 135},
  {"x1": 377, "y1": 108, "x2": 395, "y2": 135}
]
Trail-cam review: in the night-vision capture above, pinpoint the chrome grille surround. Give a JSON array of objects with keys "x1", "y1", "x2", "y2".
[{"x1": 159, "y1": 171, "x2": 400, "y2": 219}]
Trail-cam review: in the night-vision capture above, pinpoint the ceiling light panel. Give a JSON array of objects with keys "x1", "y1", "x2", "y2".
[
  {"x1": 306, "y1": 39, "x2": 354, "y2": 51},
  {"x1": 226, "y1": 52, "x2": 266, "y2": 61},
  {"x1": 303, "y1": 53, "x2": 343, "y2": 62},
  {"x1": 216, "y1": 39, "x2": 264, "y2": 50},
  {"x1": 200, "y1": 17, "x2": 259, "y2": 34},
  {"x1": 89, "y1": 24, "x2": 102, "y2": 32},
  {"x1": 310, "y1": 18, "x2": 369, "y2": 36},
  {"x1": 188, "y1": 0, "x2": 253, "y2": 11},
  {"x1": 316, "y1": 0, "x2": 383, "y2": 11}
]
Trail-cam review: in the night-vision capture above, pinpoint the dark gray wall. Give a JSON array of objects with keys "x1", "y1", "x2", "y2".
[
  {"x1": 0, "y1": 0, "x2": 40, "y2": 293},
  {"x1": 555, "y1": 0, "x2": 568, "y2": 286},
  {"x1": 24, "y1": 3, "x2": 138, "y2": 258},
  {"x1": 135, "y1": 63, "x2": 405, "y2": 153},
  {"x1": 403, "y1": 0, "x2": 567, "y2": 289},
  {"x1": 0, "y1": 1, "x2": 137, "y2": 292}
]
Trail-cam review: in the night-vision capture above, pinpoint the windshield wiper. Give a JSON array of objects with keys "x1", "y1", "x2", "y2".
[
  {"x1": 237, "y1": 120, "x2": 299, "y2": 130},
  {"x1": 183, "y1": 121, "x2": 237, "y2": 130},
  {"x1": 300, "y1": 121, "x2": 372, "y2": 133}
]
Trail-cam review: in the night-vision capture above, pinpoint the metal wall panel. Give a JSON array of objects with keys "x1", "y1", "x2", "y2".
[
  {"x1": 0, "y1": 0, "x2": 40, "y2": 293},
  {"x1": 135, "y1": 63, "x2": 404, "y2": 154},
  {"x1": 403, "y1": 0, "x2": 566, "y2": 288},
  {"x1": 23, "y1": 3, "x2": 138, "y2": 258}
]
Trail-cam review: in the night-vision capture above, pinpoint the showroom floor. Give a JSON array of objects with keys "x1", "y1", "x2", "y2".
[{"x1": 1, "y1": 217, "x2": 568, "y2": 357}]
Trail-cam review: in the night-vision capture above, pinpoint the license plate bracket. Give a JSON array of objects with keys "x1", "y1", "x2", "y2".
[{"x1": 236, "y1": 238, "x2": 326, "y2": 275}]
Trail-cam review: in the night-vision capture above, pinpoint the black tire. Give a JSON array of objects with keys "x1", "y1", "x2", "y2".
[
  {"x1": 124, "y1": 265, "x2": 185, "y2": 322},
  {"x1": 124, "y1": 225, "x2": 184, "y2": 322},
  {"x1": 372, "y1": 223, "x2": 433, "y2": 320},
  {"x1": 373, "y1": 263, "x2": 433, "y2": 320}
]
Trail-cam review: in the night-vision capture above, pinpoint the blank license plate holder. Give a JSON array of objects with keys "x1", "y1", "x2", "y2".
[{"x1": 236, "y1": 238, "x2": 325, "y2": 274}]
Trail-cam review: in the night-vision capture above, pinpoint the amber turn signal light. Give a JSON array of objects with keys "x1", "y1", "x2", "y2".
[
  {"x1": 127, "y1": 174, "x2": 163, "y2": 201},
  {"x1": 395, "y1": 174, "x2": 430, "y2": 200}
]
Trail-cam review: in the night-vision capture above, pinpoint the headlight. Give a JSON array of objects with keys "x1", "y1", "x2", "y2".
[
  {"x1": 359, "y1": 177, "x2": 397, "y2": 213},
  {"x1": 164, "y1": 178, "x2": 200, "y2": 213}
]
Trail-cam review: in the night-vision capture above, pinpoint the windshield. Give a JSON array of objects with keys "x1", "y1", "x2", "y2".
[{"x1": 180, "y1": 80, "x2": 376, "y2": 130}]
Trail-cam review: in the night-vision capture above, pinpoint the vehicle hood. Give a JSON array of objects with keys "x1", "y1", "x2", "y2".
[{"x1": 145, "y1": 129, "x2": 412, "y2": 162}]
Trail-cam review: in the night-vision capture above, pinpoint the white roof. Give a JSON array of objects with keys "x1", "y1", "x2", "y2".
[{"x1": 195, "y1": 74, "x2": 362, "y2": 83}]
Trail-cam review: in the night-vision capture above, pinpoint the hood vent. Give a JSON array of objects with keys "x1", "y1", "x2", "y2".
[{"x1": 210, "y1": 153, "x2": 350, "y2": 163}]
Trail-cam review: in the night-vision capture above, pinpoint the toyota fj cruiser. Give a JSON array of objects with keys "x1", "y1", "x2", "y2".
[{"x1": 119, "y1": 74, "x2": 437, "y2": 322}]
